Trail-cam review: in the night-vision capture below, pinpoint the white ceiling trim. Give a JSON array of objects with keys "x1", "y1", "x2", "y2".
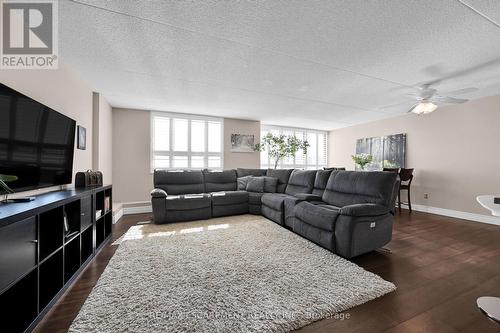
[{"x1": 458, "y1": 0, "x2": 500, "y2": 29}]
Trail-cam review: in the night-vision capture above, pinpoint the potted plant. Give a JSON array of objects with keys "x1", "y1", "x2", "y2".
[
  {"x1": 254, "y1": 133, "x2": 309, "y2": 169},
  {"x1": 351, "y1": 153, "x2": 373, "y2": 170},
  {"x1": 0, "y1": 174, "x2": 18, "y2": 202}
]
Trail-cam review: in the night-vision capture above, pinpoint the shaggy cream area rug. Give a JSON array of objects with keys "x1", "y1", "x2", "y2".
[{"x1": 70, "y1": 215, "x2": 395, "y2": 333}]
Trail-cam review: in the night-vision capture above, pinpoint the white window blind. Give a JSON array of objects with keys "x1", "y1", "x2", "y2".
[
  {"x1": 151, "y1": 112, "x2": 223, "y2": 171},
  {"x1": 261, "y1": 125, "x2": 328, "y2": 170}
]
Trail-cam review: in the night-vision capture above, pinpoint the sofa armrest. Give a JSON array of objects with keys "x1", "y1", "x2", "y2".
[
  {"x1": 339, "y1": 203, "x2": 390, "y2": 217},
  {"x1": 294, "y1": 193, "x2": 323, "y2": 202},
  {"x1": 151, "y1": 188, "x2": 167, "y2": 198},
  {"x1": 151, "y1": 189, "x2": 167, "y2": 224}
]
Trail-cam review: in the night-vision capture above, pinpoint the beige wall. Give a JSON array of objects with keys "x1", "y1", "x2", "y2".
[
  {"x1": 1, "y1": 62, "x2": 94, "y2": 198},
  {"x1": 112, "y1": 108, "x2": 152, "y2": 203},
  {"x1": 328, "y1": 94, "x2": 500, "y2": 215},
  {"x1": 224, "y1": 118, "x2": 261, "y2": 170},
  {"x1": 112, "y1": 109, "x2": 262, "y2": 203}
]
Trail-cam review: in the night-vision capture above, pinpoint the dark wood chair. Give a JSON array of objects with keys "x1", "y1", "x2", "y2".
[{"x1": 398, "y1": 168, "x2": 414, "y2": 212}]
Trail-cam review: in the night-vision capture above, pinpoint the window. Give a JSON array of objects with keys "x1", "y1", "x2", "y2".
[
  {"x1": 260, "y1": 125, "x2": 328, "y2": 170},
  {"x1": 151, "y1": 112, "x2": 223, "y2": 171}
]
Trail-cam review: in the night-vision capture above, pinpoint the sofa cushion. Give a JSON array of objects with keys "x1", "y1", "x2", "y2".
[
  {"x1": 165, "y1": 194, "x2": 211, "y2": 211},
  {"x1": 248, "y1": 192, "x2": 264, "y2": 205},
  {"x1": 261, "y1": 193, "x2": 294, "y2": 211},
  {"x1": 339, "y1": 203, "x2": 390, "y2": 216},
  {"x1": 237, "y1": 176, "x2": 252, "y2": 190},
  {"x1": 283, "y1": 196, "x2": 302, "y2": 228},
  {"x1": 312, "y1": 170, "x2": 332, "y2": 196},
  {"x1": 262, "y1": 176, "x2": 278, "y2": 193},
  {"x1": 246, "y1": 177, "x2": 265, "y2": 193},
  {"x1": 266, "y1": 169, "x2": 293, "y2": 193},
  {"x1": 322, "y1": 171, "x2": 398, "y2": 208},
  {"x1": 261, "y1": 205, "x2": 284, "y2": 225},
  {"x1": 211, "y1": 191, "x2": 248, "y2": 206},
  {"x1": 163, "y1": 208, "x2": 211, "y2": 223},
  {"x1": 236, "y1": 168, "x2": 267, "y2": 177},
  {"x1": 294, "y1": 193, "x2": 323, "y2": 202},
  {"x1": 293, "y1": 220, "x2": 335, "y2": 251},
  {"x1": 204, "y1": 170, "x2": 237, "y2": 192},
  {"x1": 285, "y1": 169, "x2": 316, "y2": 196},
  {"x1": 213, "y1": 203, "x2": 248, "y2": 217},
  {"x1": 154, "y1": 170, "x2": 205, "y2": 195},
  {"x1": 295, "y1": 201, "x2": 340, "y2": 231}
]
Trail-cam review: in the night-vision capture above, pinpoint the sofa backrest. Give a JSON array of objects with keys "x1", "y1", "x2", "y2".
[
  {"x1": 236, "y1": 168, "x2": 267, "y2": 178},
  {"x1": 153, "y1": 170, "x2": 205, "y2": 195},
  {"x1": 312, "y1": 169, "x2": 332, "y2": 196},
  {"x1": 322, "y1": 171, "x2": 398, "y2": 208},
  {"x1": 266, "y1": 169, "x2": 293, "y2": 193},
  {"x1": 285, "y1": 170, "x2": 317, "y2": 196},
  {"x1": 204, "y1": 170, "x2": 237, "y2": 192}
]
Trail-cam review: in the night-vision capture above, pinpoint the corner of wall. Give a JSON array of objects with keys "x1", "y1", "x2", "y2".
[{"x1": 93, "y1": 93, "x2": 113, "y2": 184}]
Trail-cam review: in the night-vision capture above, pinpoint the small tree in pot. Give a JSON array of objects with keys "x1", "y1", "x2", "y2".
[
  {"x1": 254, "y1": 133, "x2": 309, "y2": 169},
  {"x1": 0, "y1": 174, "x2": 18, "y2": 202}
]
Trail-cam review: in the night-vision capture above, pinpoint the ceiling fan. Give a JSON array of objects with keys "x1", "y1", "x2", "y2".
[
  {"x1": 406, "y1": 84, "x2": 476, "y2": 115},
  {"x1": 399, "y1": 57, "x2": 500, "y2": 114}
]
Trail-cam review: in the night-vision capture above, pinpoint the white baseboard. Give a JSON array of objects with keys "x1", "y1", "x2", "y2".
[
  {"x1": 401, "y1": 203, "x2": 500, "y2": 226},
  {"x1": 123, "y1": 205, "x2": 152, "y2": 215},
  {"x1": 112, "y1": 202, "x2": 152, "y2": 224},
  {"x1": 113, "y1": 208, "x2": 123, "y2": 224},
  {"x1": 114, "y1": 202, "x2": 500, "y2": 227}
]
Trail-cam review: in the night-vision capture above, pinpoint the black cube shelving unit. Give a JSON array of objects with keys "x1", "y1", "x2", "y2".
[
  {"x1": 39, "y1": 249, "x2": 64, "y2": 311},
  {"x1": 0, "y1": 268, "x2": 38, "y2": 333},
  {"x1": 81, "y1": 225, "x2": 93, "y2": 264},
  {"x1": 64, "y1": 235, "x2": 81, "y2": 283},
  {"x1": 39, "y1": 207, "x2": 64, "y2": 261},
  {"x1": 95, "y1": 215, "x2": 105, "y2": 249},
  {"x1": 0, "y1": 185, "x2": 112, "y2": 333}
]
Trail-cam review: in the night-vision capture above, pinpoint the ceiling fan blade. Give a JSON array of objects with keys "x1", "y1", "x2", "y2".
[
  {"x1": 425, "y1": 58, "x2": 500, "y2": 86},
  {"x1": 407, "y1": 103, "x2": 419, "y2": 113},
  {"x1": 405, "y1": 92, "x2": 420, "y2": 98},
  {"x1": 432, "y1": 96, "x2": 469, "y2": 104},
  {"x1": 423, "y1": 64, "x2": 447, "y2": 77},
  {"x1": 444, "y1": 87, "x2": 478, "y2": 95}
]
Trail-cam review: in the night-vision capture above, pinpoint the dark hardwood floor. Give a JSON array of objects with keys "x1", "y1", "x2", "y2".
[{"x1": 34, "y1": 211, "x2": 500, "y2": 333}]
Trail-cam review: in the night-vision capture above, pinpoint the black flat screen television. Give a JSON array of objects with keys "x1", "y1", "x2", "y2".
[{"x1": 0, "y1": 83, "x2": 76, "y2": 194}]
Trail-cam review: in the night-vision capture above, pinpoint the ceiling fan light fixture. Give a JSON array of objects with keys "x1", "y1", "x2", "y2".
[{"x1": 412, "y1": 101, "x2": 438, "y2": 115}]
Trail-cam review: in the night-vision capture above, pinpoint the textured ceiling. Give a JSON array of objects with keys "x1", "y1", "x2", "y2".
[{"x1": 60, "y1": 0, "x2": 500, "y2": 130}]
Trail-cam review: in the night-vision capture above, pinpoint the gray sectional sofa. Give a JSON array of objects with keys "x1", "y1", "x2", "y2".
[{"x1": 151, "y1": 168, "x2": 399, "y2": 258}]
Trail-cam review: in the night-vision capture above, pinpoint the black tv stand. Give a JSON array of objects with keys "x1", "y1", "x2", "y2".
[
  {"x1": 2, "y1": 197, "x2": 36, "y2": 203},
  {"x1": 0, "y1": 185, "x2": 113, "y2": 333}
]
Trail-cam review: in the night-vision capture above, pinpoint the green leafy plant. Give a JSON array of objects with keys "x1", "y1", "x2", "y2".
[
  {"x1": 0, "y1": 174, "x2": 18, "y2": 194},
  {"x1": 382, "y1": 160, "x2": 399, "y2": 169},
  {"x1": 254, "y1": 133, "x2": 309, "y2": 169},
  {"x1": 351, "y1": 153, "x2": 373, "y2": 170}
]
